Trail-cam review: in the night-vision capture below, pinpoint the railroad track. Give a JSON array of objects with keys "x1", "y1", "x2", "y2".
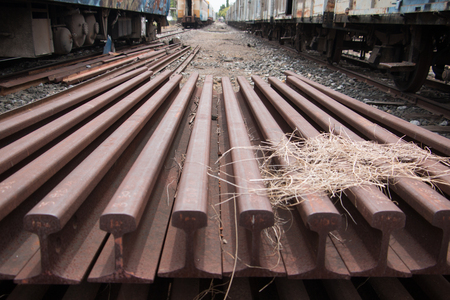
[
  {"x1": 156, "y1": 28, "x2": 191, "y2": 40},
  {"x1": 0, "y1": 39, "x2": 190, "y2": 97},
  {"x1": 275, "y1": 43, "x2": 450, "y2": 122},
  {"x1": 1, "y1": 45, "x2": 450, "y2": 298}
]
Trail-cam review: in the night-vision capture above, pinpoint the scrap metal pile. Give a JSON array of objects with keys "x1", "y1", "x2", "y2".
[{"x1": 1, "y1": 60, "x2": 450, "y2": 298}]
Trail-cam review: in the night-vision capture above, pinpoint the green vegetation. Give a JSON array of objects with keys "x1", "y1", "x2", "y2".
[{"x1": 218, "y1": 4, "x2": 230, "y2": 18}]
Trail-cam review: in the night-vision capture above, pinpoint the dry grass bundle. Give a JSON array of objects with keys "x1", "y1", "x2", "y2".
[
  {"x1": 214, "y1": 132, "x2": 450, "y2": 275},
  {"x1": 255, "y1": 132, "x2": 450, "y2": 208}
]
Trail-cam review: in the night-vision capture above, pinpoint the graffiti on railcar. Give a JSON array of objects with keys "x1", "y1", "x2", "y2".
[{"x1": 50, "y1": 0, "x2": 170, "y2": 14}]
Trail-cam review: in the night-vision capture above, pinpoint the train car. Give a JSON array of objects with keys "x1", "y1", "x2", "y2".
[
  {"x1": 199, "y1": 0, "x2": 208, "y2": 24},
  {"x1": 177, "y1": 0, "x2": 209, "y2": 28},
  {"x1": 227, "y1": 0, "x2": 450, "y2": 92},
  {"x1": 0, "y1": 0, "x2": 170, "y2": 58},
  {"x1": 207, "y1": 1, "x2": 215, "y2": 24}
]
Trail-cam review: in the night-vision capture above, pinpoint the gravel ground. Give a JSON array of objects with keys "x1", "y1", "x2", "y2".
[
  {"x1": 1, "y1": 22, "x2": 449, "y2": 137},
  {"x1": 173, "y1": 23, "x2": 450, "y2": 136}
]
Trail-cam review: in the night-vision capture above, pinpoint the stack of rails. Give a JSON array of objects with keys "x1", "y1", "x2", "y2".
[
  {"x1": 0, "y1": 42, "x2": 187, "y2": 96},
  {"x1": 0, "y1": 64, "x2": 450, "y2": 298}
]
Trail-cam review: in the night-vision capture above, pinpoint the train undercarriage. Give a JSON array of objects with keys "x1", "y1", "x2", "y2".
[
  {"x1": 0, "y1": 1, "x2": 167, "y2": 58},
  {"x1": 236, "y1": 18, "x2": 450, "y2": 93}
]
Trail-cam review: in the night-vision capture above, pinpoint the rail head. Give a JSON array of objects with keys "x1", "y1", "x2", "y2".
[
  {"x1": 221, "y1": 76, "x2": 274, "y2": 232},
  {"x1": 23, "y1": 214, "x2": 62, "y2": 235},
  {"x1": 171, "y1": 75, "x2": 213, "y2": 231},
  {"x1": 100, "y1": 73, "x2": 196, "y2": 238},
  {"x1": 237, "y1": 76, "x2": 342, "y2": 232},
  {"x1": 171, "y1": 210, "x2": 209, "y2": 231}
]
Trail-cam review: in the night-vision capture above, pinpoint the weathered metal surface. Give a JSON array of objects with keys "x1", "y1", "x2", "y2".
[
  {"x1": 169, "y1": 279, "x2": 200, "y2": 300},
  {"x1": 413, "y1": 275, "x2": 450, "y2": 300},
  {"x1": 275, "y1": 278, "x2": 310, "y2": 300},
  {"x1": 0, "y1": 69, "x2": 152, "y2": 175},
  {"x1": 0, "y1": 70, "x2": 171, "y2": 225},
  {"x1": 16, "y1": 71, "x2": 171, "y2": 284},
  {"x1": 286, "y1": 71, "x2": 450, "y2": 199},
  {"x1": 240, "y1": 75, "x2": 348, "y2": 279},
  {"x1": 285, "y1": 71, "x2": 450, "y2": 156},
  {"x1": 158, "y1": 76, "x2": 222, "y2": 278},
  {"x1": 89, "y1": 73, "x2": 197, "y2": 283},
  {"x1": 218, "y1": 89, "x2": 285, "y2": 277},
  {"x1": 62, "y1": 51, "x2": 162, "y2": 84},
  {"x1": 50, "y1": 0, "x2": 171, "y2": 16},
  {"x1": 285, "y1": 55, "x2": 450, "y2": 119},
  {"x1": 2, "y1": 59, "x2": 450, "y2": 290},
  {"x1": 116, "y1": 283, "x2": 151, "y2": 300},
  {"x1": 323, "y1": 279, "x2": 362, "y2": 300},
  {"x1": 0, "y1": 196, "x2": 40, "y2": 280},
  {"x1": 148, "y1": 46, "x2": 190, "y2": 73},
  {"x1": 173, "y1": 46, "x2": 200, "y2": 75},
  {"x1": 6, "y1": 284, "x2": 50, "y2": 300},
  {"x1": 0, "y1": 67, "x2": 147, "y2": 141},
  {"x1": 269, "y1": 76, "x2": 410, "y2": 277},
  {"x1": 61, "y1": 281, "x2": 101, "y2": 300},
  {"x1": 221, "y1": 77, "x2": 274, "y2": 267},
  {"x1": 285, "y1": 75, "x2": 450, "y2": 274},
  {"x1": 369, "y1": 277, "x2": 414, "y2": 299}
]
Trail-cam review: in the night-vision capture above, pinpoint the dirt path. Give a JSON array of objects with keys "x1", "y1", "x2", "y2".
[{"x1": 175, "y1": 23, "x2": 290, "y2": 92}]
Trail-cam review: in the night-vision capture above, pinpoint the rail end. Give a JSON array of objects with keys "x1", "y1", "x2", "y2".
[
  {"x1": 239, "y1": 210, "x2": 274, "y2": 231},
  {"x1": 23, "y1": 213, "x2": 61, "y2": 235},
  {"x1": 100, "y1": 213, "x2": 137, "y2": 236},
  {"x1": 172, "y1": 210, "x2": 208, "y2": 230}
]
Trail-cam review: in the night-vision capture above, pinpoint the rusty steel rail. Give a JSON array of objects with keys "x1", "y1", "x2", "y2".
[
  {"x1": 173, "y1": 46, "x2": 200, "y2": 76},
  {"x1": 17, "y1": 71, "x2": 175, "y2": 284},
  {"x1": 280, "y1": 75, "x2": 450, "y2": 275},
  {"x1": 0, "y1": 55, "x2": 110, "y2": 95},
  {"x1": 0, "y1": 71, "x2": 172, "y2": 284},
  {"x1": 256, "y1": 76, "x2": 408, "y2": 277},
  {"x1": 292, "y1": 51, "x2": 450, "y2": 120},
  {"x1": 4, "y1": 275, "x2": 450, "y2": 299},
  {"x1": 287, "y1": 70, "x2": 450, "y2": 197},
  {"x1": 268, "y1": 77, "x2": 409, "y2": 276},
  {"x1": 0, "y1": 70, "x2": 172, "y2": 223},
  {"x1": 0, "y1": 69, "x2": 153, "y2": 175},
  {"x1": 221, "y1": 77, "x2": 275, "y2": 269},
  {"x1": 0, "y1": 44, "x2": 184, "y2": 96},
  {"x1": 285, "y1": 71, "x2": 450, "y2": 156},
  {"x1": 90, "y1": 73, "x2": 198, "y2": 283},
  {"x1": 0, "y1": 67, "x2": 148, "y2": 140},
  {"x1": 148, "y1": 46, "x2": 191, "y2": 73},
  {"x1": 61, "y1": 50, "x2": 163, "y2": 85},
  {"x1": 218, "y1": 81, "x2": 284, "y2": 278},
  {"x1": 156, "y1": 29, "x2": 191, "y2": 40},
  {"x1": 238, "y1": 76, "x2": 348, "y2": 279},
  {"x1": 158, "y1": 75, "x2": 222, "y2": 278},
  {"x1": 1, "y1": 59, "x2": 450, "y2": 292}
]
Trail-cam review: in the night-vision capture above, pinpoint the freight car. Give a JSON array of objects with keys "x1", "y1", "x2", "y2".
[
  {"x1": 0, "y1": 0, "x2": 170, "y2": 58},
  {"x1": 177, "y1": 0, "x2": 213, "y2": 28},
  {"x1": 208, "y1": 1, "x2": 215, "y2": 24},
  {"x1": 227, "y1": 0, "x2": 450, "y2": 92}
]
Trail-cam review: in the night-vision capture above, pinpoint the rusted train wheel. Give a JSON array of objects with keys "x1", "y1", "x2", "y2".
[
  {"x1": 53, "y1": 27, "x2": 73, "y2": 54},
  {"x1": 84, "y1": 14, "x2": 99, "y2": 46},
  {"x1": 66, "y1": 11, "x2": 88, "y2": 48}
]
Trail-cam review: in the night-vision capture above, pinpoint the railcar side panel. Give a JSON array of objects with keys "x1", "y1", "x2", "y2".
[
  {"x1": 200, "y1": 0, "x2": 208, "y2": 22},
  {"x1": 178, "y1": 0, "x2": 186, "y2": 18},
  {"x1": 261, "y1": 0, "x2": 274, "y2": 21},
  {"x1": 49, "y1": 0, "x2": 170, "y2": 16}
]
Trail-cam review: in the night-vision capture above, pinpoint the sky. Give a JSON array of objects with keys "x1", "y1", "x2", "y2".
[{"x1": 208, "y1": 0, "x2": 233, "y2": 14}]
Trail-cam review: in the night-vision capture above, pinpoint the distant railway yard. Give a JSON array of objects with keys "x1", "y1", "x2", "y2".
[{"x1": 2, "y1": 22, "x2": 450, "y2": 299}]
